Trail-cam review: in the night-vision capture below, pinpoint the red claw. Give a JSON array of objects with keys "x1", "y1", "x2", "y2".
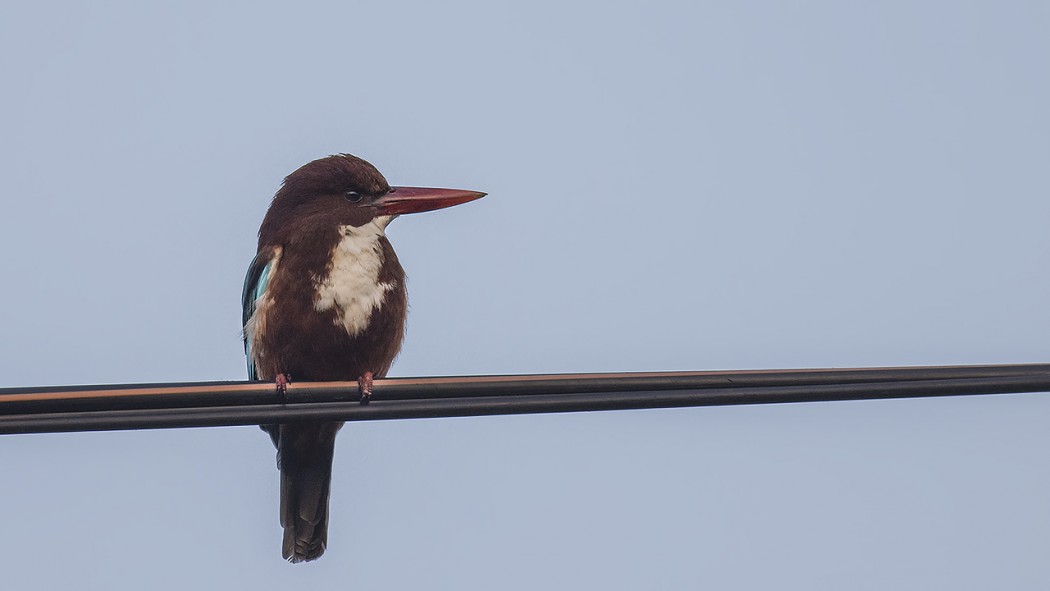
[
  {"x1": 358, "y1": 372, "x2": 374, "y2": 405},
  {"x1": 276, "y1": 373, "x2": 292, "y2": 400}
]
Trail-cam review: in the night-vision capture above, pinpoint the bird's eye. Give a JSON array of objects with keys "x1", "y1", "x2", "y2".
[{"x1": 344, "y1": 191, "x2": 363, "y2": 203}]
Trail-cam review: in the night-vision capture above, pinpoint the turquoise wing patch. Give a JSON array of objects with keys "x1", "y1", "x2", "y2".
[{"x1": 242, "y1": 249, "x2": 276, "y2": 381}]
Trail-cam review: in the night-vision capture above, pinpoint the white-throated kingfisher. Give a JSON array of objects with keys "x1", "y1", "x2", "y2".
[{"x1": 241, "y1": 153, "x2": 485, "y2": 562}]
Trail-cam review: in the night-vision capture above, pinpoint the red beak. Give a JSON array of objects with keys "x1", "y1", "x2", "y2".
[{"x1": 370, "y1": 186, "x2": 486, "y2": 216}]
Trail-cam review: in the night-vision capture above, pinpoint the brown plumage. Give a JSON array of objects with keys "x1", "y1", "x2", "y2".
[{"x1": 242, "y1": 153, "x2": 484, "y2": 562}]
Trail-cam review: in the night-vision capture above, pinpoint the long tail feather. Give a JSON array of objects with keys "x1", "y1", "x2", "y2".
[{"x1": 277, "y1": 422, "x2": 340, "y2": 563}]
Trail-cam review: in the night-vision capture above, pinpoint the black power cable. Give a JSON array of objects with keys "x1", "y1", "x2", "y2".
[{"x1": 2, "y1": 364, "x2": 1048, "y2": 435}]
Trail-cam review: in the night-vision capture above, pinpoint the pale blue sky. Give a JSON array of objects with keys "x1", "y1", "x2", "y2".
[{"x1": 1, "y1": 1, "x2": 1049, "y2": 589}]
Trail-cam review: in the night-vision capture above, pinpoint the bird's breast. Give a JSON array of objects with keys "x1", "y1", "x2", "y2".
[{"x1": 312, "y1": 223, "x2": 397, "y2": 337}]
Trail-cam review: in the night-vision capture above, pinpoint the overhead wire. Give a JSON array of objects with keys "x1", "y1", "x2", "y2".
[{"x1": 2, "y1": 364, "x2": 1049, "y2": 435}]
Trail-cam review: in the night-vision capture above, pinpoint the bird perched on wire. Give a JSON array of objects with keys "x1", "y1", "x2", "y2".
[{"x1": 241, "y1": 153, "x2": 485, "y2": 563}]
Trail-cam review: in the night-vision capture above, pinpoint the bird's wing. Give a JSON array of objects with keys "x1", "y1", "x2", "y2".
[{"x1": 242, "y1": 245, "x2": 278, "y2": 380}]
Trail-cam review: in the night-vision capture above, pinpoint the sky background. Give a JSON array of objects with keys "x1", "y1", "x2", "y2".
[{"x1": 1, "y1": 0, "x2": 1049, "y2": 588}]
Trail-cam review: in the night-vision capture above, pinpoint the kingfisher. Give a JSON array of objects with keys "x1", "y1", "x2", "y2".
[{"x1": 241, "y1": 153, "x2": 485, "y2": 563}]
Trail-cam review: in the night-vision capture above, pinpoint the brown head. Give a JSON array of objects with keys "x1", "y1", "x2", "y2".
[{"x1": 258, "y1": 153, "x2": 485, "y2": 247}]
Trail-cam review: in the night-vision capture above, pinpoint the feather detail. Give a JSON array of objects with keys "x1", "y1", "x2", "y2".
[
  {"x1": 313, "y1": 219, "x2": 395, "y2": 337},
  {"x1": 242, "y1": 246, "x2": 282, "y2": 380}
]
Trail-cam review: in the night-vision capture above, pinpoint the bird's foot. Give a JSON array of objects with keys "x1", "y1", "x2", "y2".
[
  {"x1": 275, "y1": 373, "x2": 292, "y2": 401},
  {"x1": 358, "y1": 371, "x2": 374, "y2": 405}
]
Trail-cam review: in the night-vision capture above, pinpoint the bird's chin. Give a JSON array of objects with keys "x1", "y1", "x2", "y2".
[{"x1": 341, "y1": 215, "x2": 395, "y2": 238}]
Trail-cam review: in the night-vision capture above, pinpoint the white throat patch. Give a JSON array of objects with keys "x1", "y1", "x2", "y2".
[{"x1": 313, "y1": 216, "x2": 396, "y2": 336}]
